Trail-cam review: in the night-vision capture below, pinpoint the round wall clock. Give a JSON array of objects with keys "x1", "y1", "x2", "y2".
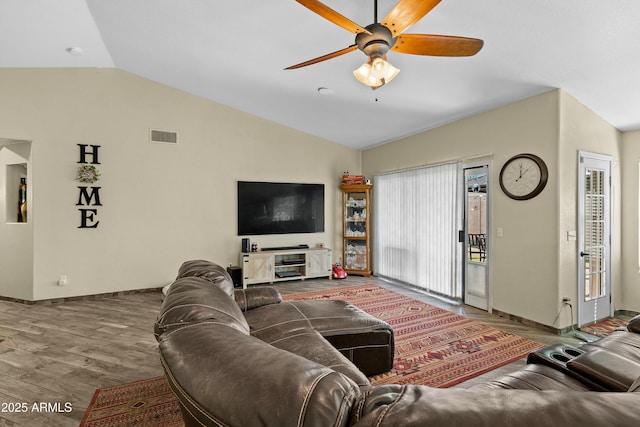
[{"x1": 499, "y1": 153, "x2": 548, "y2": 200}]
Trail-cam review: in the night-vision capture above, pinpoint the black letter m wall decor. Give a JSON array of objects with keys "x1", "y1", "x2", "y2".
[{"x1": 76, "y1": 186, "x2": 102, "y2": 206}]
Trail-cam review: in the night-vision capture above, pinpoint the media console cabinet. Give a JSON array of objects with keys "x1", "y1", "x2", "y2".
[{"x1": 240, "y1": 247, "x2": 332, "y2": 288}]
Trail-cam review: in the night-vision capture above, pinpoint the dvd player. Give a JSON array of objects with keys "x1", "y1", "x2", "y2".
[{"x1": 275, "y1": 271, "x2": 302, "y2": 278}]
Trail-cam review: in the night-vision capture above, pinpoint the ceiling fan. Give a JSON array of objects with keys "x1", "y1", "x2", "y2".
[{"x1": 285, "y1": 0, "x2": 484, "y2": 89}]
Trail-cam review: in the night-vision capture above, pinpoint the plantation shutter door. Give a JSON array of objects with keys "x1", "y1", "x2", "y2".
[{"x1": 374, "y1": 162, "x2": 462, "y2": 298}]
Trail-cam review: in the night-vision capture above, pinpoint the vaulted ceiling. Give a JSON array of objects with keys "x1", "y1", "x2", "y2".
[{"x1": 2, "y1": 0, "x2": 639, "y2": 149}]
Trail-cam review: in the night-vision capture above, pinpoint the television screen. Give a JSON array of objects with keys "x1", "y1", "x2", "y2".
[{"x1": 237, "y1": 181, "x2": 325, "y2": 235}]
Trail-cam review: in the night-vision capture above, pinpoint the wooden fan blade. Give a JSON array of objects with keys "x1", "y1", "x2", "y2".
[
  {"x1": 285, "y1": 45, "x2": 358, "y2": 70},
  {"x1": 382, "y1": 0, "x2": 442, "y2": 36},
  {"x1": 391, "y1": 34, "x2": 484, "y2": 56},
  {"x1": 296, "y1": 0, "x2": 370, "y2": 34}
]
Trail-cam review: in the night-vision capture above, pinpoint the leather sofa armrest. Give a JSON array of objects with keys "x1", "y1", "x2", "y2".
[
  {"x1": 234, "y1": 287, "x2": 282, "y2": 312},
  {"x1": 352, "y1": 384, "x2": 640, "y2": 426},
  {"x1": 567, "y1": 348, "x2": 640, "y2": 392},
  {"x1": 627, "y1": 314, "x2": 640, "y2": 333},
  {"x1": 629, "y1": 376, "x2": 640, "y2": 392}
]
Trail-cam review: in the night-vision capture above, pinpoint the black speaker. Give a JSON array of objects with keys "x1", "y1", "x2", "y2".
[
  {"x1": 227, "y1": 266, "x2": 242, "y2": 288},
  {"x1": 241, "y1": 238, "x2": 250, "y2": 253}
]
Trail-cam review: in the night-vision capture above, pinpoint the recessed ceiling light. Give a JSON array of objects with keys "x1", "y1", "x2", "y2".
[
  {"x1": 317, "y1": 87, "x2": 333, "y2": 96},
  {"x1": 67, "y1": 47, "x2": 83, "y2": 56}
]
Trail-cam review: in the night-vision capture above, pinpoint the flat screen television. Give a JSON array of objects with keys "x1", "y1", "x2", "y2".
[{"x1": 237, "y1": 181, "x2": 325, "y2": 235}]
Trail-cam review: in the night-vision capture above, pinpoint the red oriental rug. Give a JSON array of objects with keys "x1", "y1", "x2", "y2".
[
  {"x1": 579, "y1": 317, "x2": 629, "y2": 338},
  {"x1": 79, "y1": 376, "x2": 183, "y2": 427},
  {"x1": 283, "y1": 283, "x2": 544, "y2": 388}
]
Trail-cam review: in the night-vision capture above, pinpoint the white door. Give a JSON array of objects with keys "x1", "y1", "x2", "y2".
[
  {"x1": 577, "y1": 151, "x2": 613, "y2": 326},
  {"x1": 463, "y1": 165, "x2": 489, "y2": 311}
]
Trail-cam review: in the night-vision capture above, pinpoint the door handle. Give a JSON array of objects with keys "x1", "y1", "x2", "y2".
[{"x1": 580, "y1": 251, "x2": 590, "y2": 258}]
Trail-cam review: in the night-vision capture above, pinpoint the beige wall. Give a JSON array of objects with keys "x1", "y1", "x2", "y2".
[
  {"x1": 363, "y1": 91, "x2": 560, "y2": 327},
  {"x1": 557, "y1": 91, "x2": 622, "y2": 324},
  {"x1": 362, "y1": 90, "x2": 633, "y2": 329},
  {"x1": 0, "y1": 140, "x2": 33, "y2": 300},
  {"x1": 0, "y1": 69, "x2": 360, "y2": 300},
  {"x1": 621, "y1": 130, "x2": 640, "y2": 311}
]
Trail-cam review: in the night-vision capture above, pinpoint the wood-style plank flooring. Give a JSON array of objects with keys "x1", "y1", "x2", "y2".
[{"x1": 0, "y1": 276, "x2": 580, "y2": 426}]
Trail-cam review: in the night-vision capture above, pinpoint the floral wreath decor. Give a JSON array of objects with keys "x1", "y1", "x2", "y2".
[{"x1": 76, "y1": 164, "x2": 101, "y2": 184}]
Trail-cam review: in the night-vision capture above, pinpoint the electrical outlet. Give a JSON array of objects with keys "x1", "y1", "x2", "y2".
[{"x1": 562, "y1": 296, "x2": 571, "y2": 304}]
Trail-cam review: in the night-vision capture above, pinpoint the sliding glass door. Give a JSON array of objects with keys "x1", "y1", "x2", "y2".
[
  {"x1": 374, "y1": 162, "x2": 462, "y2": 298},
  {"x1": 463, "y1": 165, "x2": 489, "y2": 310}
]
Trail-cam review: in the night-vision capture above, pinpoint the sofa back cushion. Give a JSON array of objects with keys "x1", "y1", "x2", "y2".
[
  {"x1": 155, "y1": 276, "x2": 250, "y2": 339},
  {"x1": 243, "y1": 301, "x2": 316, "y2": 343},
  {"x1": 176, "y1": 259, "x2": 235, "y2": 297},
  {"x1": 160, "y1": 323, "x2": 359, "y2": 427}
]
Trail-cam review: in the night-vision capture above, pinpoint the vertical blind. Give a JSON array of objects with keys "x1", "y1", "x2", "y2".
[{"x1": 374, "y1": 162, "x2": 462, "y2": 298}]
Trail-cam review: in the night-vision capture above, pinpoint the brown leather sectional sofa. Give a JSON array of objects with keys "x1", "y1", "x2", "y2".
[{"x1": 155, "y1": 260, "x2": 640, "y2": 426}]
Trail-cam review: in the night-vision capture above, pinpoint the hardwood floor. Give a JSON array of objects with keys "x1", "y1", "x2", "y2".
[{"x1": 0, "y1": 276, "x2": 580, "y2": 426}]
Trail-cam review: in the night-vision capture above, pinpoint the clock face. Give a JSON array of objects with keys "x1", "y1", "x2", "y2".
[{"x1": 499, "y1": 154, "x2": 548, "y2": 200}]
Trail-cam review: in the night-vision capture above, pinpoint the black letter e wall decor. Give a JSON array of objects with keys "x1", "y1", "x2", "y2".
[{"x1": 76, "y1": 144, "x2": 102, "y2": 229}]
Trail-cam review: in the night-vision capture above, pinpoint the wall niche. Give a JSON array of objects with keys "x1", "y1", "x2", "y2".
[
  {"x1": 1, "y1": 140, "x2": 31, "y2": 223},
  {"x1": 5, "y1": 163, "x2": 28, "y2": 223}
]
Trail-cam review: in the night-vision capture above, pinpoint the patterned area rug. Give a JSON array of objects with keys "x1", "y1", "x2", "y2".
[
  {"x1": 79, "y1": 376, "x2": 183, "y2": 427},
  {"x1": 284, "y1": 283, "x2": 544, "y2": 388},
  {"x1": 80, "y1": 283, "x2": 544, "y2": 425},
  {"x1": 579, "y1": 317, "x2": 629, "y2": 338}
]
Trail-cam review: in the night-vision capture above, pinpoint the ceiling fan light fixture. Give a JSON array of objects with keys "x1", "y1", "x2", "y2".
[
  {"x1": 288, "y1": 0, "x2": 484, "y2": 91},
  {"x1": 353, "y1": 55, "x2": 399, "y2": 89}
]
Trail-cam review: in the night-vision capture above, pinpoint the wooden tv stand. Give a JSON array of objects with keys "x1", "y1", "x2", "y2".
[{"x1": 240, "y1": 247, "x2": 332, "y2": 288}]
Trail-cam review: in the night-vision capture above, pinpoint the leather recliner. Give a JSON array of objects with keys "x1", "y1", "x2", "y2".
[{"x1": 155, "y1": 260, "x2": 640, "y2": 427}]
